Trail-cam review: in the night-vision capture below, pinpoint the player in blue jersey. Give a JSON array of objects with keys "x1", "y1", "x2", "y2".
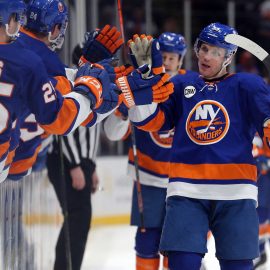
[
  {"x1": 4, "y1": 1, "x2": 173, "y2": 269},
  {"x1": 252, "y1": 135, "x2": 270, "y2": 269},
  {"x1": 0, "y1": 0, "x2": 172, "y2": 182},
  {"x1": 127, "y1": 22, "x2": 270, "y2": 270},
  {"x1": 8, "y1": 0, "x2": 124, "y2": 180},
  {"x1": 0, "y1": 0, "x2": 111, "y2": 181},
  {"x1": 0, "y1": 1, "x2": 124, "y2": 268},
  {"x1": 104, "y1": 32, "x2": 194, "y2": 270}
]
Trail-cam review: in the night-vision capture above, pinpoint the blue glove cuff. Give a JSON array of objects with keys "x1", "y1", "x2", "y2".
[
  {"x1": 133, "y1": 87, "x2": 153, "y2": 105},
  {"x1": 74, "y1": 85, "x2": 97, "y2": 108}
]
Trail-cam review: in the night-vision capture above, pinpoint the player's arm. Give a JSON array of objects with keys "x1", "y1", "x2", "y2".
[
  {"x1": 243, "y1": 74, "x2": 270, "y2": 143},
  {"x1": 128, "y1": 75, "x2": 178, "y2": 132},
  {"x1": 24, "y1": 58, "x2": 99, "y2": 135},
  {"x1": 104, "y1": 104, "x2": 130, "y2": 141}
]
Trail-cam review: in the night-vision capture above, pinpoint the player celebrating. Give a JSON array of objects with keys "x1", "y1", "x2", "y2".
[
  {"x1": 128, "y1": 22, "x2": 270, "y2": 270},
  {"x1": 104, "y1": 32, "x2": 193, "y2": 270},
  {"x1": 0, "y1": 0, "x2": 106, "y2": 181}
]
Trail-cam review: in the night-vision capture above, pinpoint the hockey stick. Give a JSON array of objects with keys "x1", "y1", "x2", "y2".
[
  {"x1": 117, "y1": 0, "x2": 146, "y2": 232},
  {"x1": 224, "y1": 34, "x2": 270, "y2": 72},
  {"x1": 58, "y1": 136, "x2": 72, "y2": 270}
]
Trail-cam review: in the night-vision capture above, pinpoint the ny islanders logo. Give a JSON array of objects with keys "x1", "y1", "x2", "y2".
[
  {"x1": 150, "y1": 129, "x2": 174, "y2": 148},
  {"x1": 186, "y1": 100, "x2": 229, "y2": 145}
]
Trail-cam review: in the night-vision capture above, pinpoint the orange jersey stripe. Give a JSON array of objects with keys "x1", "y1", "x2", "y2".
[
  {"x1": 137, "y1": 110, "x2": 165, "y2": 132},
  {"x1": 259, "y1": 223, "x2": 270, "y2": 236},
  {"x1": 41, "y1": 131, "x2": 50, "y2": 139},
  {"x1": 129, "y1": 148, "x2": 170, "y2": 176},
  {"x1": 5, "y1": 149, "x2": 16, "y2": 167},
  {"x1": 163, "y1": 256, "x2": 168, "y2": 269},
  {"x1": 178, "y1": 69, "x2": 187, "y2": 75},
  {"x1": 122, "y1": 124, "x2": 131, "y2": 140},
  {"x1": 55, "y1": 76, "x2": 72, "y2": 95},
  {"x1": 136, "y1": 256, "x2": 159, "y2": 270},
  {"x1": 40, "y1": 98, "x2": 78, "y2": 135},
  {"x1": 169, "y1": 163, "x2": 257, "y2": 181},
  {"x1": 9, "y1": 145, "x2": 41, "y2": 174},
  {"x1": 81, "y1": 112, "x2": 95, "y2": 127},
  {"x1": 20, "y1": 27, "x2": 41, "y2": 41},
  {"x1": 0, "y1": 141, "x2": 10, "y2": 158}
]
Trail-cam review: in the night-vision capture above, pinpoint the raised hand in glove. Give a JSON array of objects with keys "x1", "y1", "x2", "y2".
[
  {"x1": 116, "y1": 65, "x2": 174, "y2": 108},
  {"x1": 81, "y1": 25, "x2": 124, "y2": 63},
  {"x1": 74, "y1": 62, "x2": 120, "y2": 114},
  {"x1": 128, "y1": 34, "x2": 164, "y2": 76}
]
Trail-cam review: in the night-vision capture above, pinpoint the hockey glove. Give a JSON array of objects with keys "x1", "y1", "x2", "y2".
[
  {"x1": 82, "y1": 25, "x2": 124, "y2": 63},
  {"x1": 116, "y1": 65, "x2": 174, "y2": 108},
  {"x1": 128, "y1": 34, "x2": 164, "y2": 76},
  {"x1": 74, "y1": 63, "x2": 119, "y2": 114},
  {"x1": 97, "y1": 58, "x2": 134, "y2": 83},
  {"x1": 115, "y1": 102, "x2": 129, "y2": 119}
]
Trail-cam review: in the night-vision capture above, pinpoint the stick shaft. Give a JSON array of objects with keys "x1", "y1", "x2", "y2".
[{"x1": 116, "y1": 0, "x2": 145, "y2": 231}]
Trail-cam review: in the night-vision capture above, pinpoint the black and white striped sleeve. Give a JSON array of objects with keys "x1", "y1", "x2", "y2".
[{"x1": 61, "y1": 124, "x2": 101, "y2": 168}]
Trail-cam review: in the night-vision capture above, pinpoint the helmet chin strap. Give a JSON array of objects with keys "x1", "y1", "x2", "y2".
[{"x1": 5, "y1": 23, "x2": 20, "y2": 39}]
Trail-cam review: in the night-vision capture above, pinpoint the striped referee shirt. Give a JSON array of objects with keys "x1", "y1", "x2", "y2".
[{"x1": 50, "y1": 124, "x2": 100, "y2": 167}]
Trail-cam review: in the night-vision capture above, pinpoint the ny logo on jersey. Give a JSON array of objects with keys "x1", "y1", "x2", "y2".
[
  {"x1": 186, "y1": 100, "x2": 230, "y2": 145},
  {"x1": 150, "y1": 128, "x2": 174, "y2": 149}
]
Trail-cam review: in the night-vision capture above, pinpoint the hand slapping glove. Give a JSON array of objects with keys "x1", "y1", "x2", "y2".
[
  {"x1": 116, "y1": 65, "x2": 174, "y2": 108},
  {"x1": 128, "y1": 34, "x2": 164, "y2": 77},
  {"x1": 73, "y1": 62, "x2": 120, "y2": 114},
  {"x1": 81, "y1": 25, "x2": 124, "y2": 64},
  {"x1": 97, "y1": 58, "x2": 134, "y2": 83}
]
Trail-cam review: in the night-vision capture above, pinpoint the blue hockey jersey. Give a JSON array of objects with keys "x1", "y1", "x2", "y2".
[
  {"x1": 130, "y1": 72, "x2": 270, "y2": 201},
  {"x1": 0, "y1": 38, "x2": 91, "y2": 181},
  {"x1": 128, "y1": 70, "x2": 197, "y2": 188},
  {"x1": 8, "y1": 29, "x2": 74, "y2": 179}
]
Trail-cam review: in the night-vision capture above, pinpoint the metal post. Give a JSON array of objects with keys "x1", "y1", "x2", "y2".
[
  {"x1": 228, "y1": 1, "x2": 236, "y2": 72},
  {"x1": 145, "y1": 0, "x2": 153, "y2": 35},
  {"x1": 76, "y1": 0, "x2": 87, "y2": 42},
  {"x1": 90, "y1": 0, "x2": 98, "y2": 29},
  {"x1": 184, "y1": 0, "x2": 192, "y2": 70}
]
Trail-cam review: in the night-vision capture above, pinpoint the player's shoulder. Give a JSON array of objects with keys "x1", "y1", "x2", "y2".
[
  {"x1": 11, "y1": 40, "x2": 45, "y2": 70},
  {"x1": 232, "y1": 72, "x2": 266, "y2": 91},
  {"x1": 17, "y1": 34, "x2": 65, "y2": 76},
  {"x1": 171, "y1": 69, "x2": 199, "y2": 85}
]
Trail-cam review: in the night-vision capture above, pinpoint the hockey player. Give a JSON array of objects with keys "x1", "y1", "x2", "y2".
[
  {"x1": 159, "y1": 32, "x2": 187, "y2": 78},
  {"x1": 0, "y1": 0, "x2": 115, "y2": 182},
  {"x1": 104, "y1": 32, "x2": 192, "y2": 270},
  {"x1": 127, "y1": 22, "x2": 270, "y2": 270},
  {"x1": 1, "y1": 0, "x2": 173, "y2": 181},
  {"x1": 252, "y1": 135, "x2": 270, "y2": 269},
  {"x1": 0, "y1": 1, "x2": 123, "y2": 268},
  {"x1": 7, "y1": 0, "x2": 124, "y2": 180}
]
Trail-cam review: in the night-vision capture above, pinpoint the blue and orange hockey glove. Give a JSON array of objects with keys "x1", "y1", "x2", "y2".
[
  {"x1": 97, "y1": 58, "x2": 134, "y2": 83},
  {"x1": 74, "y1": 62, "x2": 119, "y2": 114},
  {"x1": 116, "y1": 65, "x2": 173, "y2": 108},
  {"x1": 81, "y1": 25, "x2": 124, "y2": 63},
  {"x1": 128, "y1": 34, "x2": 164, "y2": 76}
]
